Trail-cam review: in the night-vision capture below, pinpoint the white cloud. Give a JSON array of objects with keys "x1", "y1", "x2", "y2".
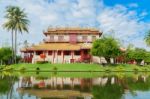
[
  {"x1": 0, "y1": 0, "x2": 150, "y2": 51},
  {"x1": 97, "y1": 4, "x2": 150, "y2": 49},
  {"x1": 128, "y1": 3, "x2": 138, "y2": 8}
]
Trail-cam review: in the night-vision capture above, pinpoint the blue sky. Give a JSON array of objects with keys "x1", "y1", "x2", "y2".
[
  {"x1": 0, "y1": 0, "x2": 150, "y2": 50},
  {"x1": 104, "y1": 0, "x2": 150, "y2": 22}
]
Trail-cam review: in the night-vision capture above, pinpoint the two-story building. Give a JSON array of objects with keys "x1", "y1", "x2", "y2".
[{"x1": 21, "y1": 27, "x2": 102, "y2": 63}]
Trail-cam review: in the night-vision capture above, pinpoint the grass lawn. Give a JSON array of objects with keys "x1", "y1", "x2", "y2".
[
  {"x1": 2, "y1": 63, "x2": 150, "y2": 72},
  {"x1": 10, "y1": 63, "x2": 103, "y2": 71},
  {"x1": 1, "y1": 63, "x2": 150, "y2": 78}
]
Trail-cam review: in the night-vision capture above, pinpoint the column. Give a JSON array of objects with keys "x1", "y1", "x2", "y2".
[
  {"x1": 71, "y1": 51, "x2": 74, "y2": 59},
  {"x1": 81, "y1": 50, "x2": 84, "y2": 61},
  {"x1": 52, "y1": 51, "x2": 55, "y2": 63},
  {"x1": 71, "y1": 51, "x2": 75, "y2": 63},
  {"x1": 62, "y1": 51, "x2": 64, "y2": 63}
]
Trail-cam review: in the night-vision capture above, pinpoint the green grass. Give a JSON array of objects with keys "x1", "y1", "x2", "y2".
[
  {"x1": 10, "y1": 63, "x2": 103, "y2": 71},
  {"x1": 1, "y1": 70, "x2": 150, "y2": 78},
  {"x1": 1, "y1": 63, "x2": 150, "y2": 78},
  {"x1": 2, "y1": 63, "x2": 150, "y2": 72}
]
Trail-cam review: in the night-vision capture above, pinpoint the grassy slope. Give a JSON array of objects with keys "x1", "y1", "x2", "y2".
[
  {"x1": 1, "y1": 63, "x2": 150, "y2": 78},
  {"x1": 11, "y1": 63, "x2": 103, "y2": 71},
  {"x1": 8, "y1": 63, "x2": 150, "y2": 72}
]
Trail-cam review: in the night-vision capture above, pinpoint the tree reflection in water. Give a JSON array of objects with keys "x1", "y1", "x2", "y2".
[
  {"x1": 92, "y1": 84, "x2": 124, "y2": 99},
  {"x1": 0, "y1": 74, "x2": 18, "y2": 99}
]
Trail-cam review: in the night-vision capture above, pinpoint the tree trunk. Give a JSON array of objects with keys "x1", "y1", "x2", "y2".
[
  {"x1": 105, "y1": 57, "x2": 111, "y2": 64},
  {"x1": 113, "y1": 58, "x2": 116, "y2": 64},
  {"x1": 14, "y1": 30, "x2": 17, "y2": 64},
  {"x1": 11, "y1": 29, "x2": 14, "y2": 64}
]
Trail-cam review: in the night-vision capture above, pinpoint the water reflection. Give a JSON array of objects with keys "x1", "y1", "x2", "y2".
[
  {"x1": 0, "y1": 75, "x2": 18, "y2": 99},
  {"x1": 0, "y1": 73, "x2": 150, "y2": 99}
]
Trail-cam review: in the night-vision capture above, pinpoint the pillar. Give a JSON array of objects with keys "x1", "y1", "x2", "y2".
[
  {"x1": 81, "y1": 50, "x2": 84, "y2": 61},
  {"x1": 52, "y1": 51, "x2": 55, "y2": 63},
  {"x1": 62, "y1": 51, "x2": 64, "y2": 63}
]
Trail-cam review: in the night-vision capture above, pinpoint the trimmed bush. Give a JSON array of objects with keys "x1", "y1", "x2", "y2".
[
  {"x1": 133, "y1": 67, "x2": 139, "y2": 72},
  {"x1": 105, "y1": 69, "x2": 111, "y2": 73},
  {"x1": 3, "y1": 66, "x2": 13, "y2": 71},
  {"x1": 53, "y1": 67, "x2": 57, "y2": 71},
  {"x1": 36, "y1": 61, "x2": 48, "y2": 64},
  {"x1": 19, "y1": 67, "x2": 26, "y2": 71}
]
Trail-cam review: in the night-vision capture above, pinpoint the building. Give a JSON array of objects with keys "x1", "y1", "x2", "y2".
[{"x1": 21, "y1": 27, "x2": 102, "y2": 63}]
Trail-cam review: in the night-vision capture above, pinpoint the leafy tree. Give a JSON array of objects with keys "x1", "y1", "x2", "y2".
[
  {"x1": 125, "y1": 47, "x2": 148, "y2": 65},
  {"x1": 0, "y1": 47, "x2": 12, "y2": 65},
  {"x1": 91, "y1": 36, "x2": 121, "y2": 64},
  {"x1": 145, "y1": 30, "x2": 150, "y2": 46},
  {"x1": 144, "y1": 52, "x2": 150, "y2": 64},
  {"x1": 3, "y1": 6, "x2": 16, "y2": 63},
  {"x1": 3, "y1": 6, "x2": 29, "y2": 64}
]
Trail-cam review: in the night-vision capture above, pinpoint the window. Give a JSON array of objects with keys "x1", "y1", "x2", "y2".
[
  {"x1": 92, "y1": 36, "x2": 96, "y2": 41},
  {"x1": 75, "y1": 51, "x2": 80, "y2": 55},
  {"x1": 82, "y1": 36, "x2": 88, "y2": 42},
  {"x1": 50, "y1": 35, "x2": 54, "y2": 41},
  {"x1": 36, "y1": 51, "x2": 43, "y2": 55},
  {"x1": 57, "y1": 51, "x2": 61, "y2": 55},
  {"x1": 58, "y1": 35, "x2": 64, "y2": 41},
  {"x1": 48, "y1": 51, "x2": 52, "y2": 55},
  {"x1": 84, "y1": 50, "x2": 89, "y2": 55},
  {"x1": 64, "y1": 51, "x2": 70, "y2": 55}
]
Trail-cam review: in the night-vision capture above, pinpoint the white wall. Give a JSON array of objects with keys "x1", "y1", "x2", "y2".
[
  {"x1": 92, "y1": 56, "x2": 107, "y2": 64},
  {"x1": 45, "y1": 34, "x2": 99, "y2": 42}
]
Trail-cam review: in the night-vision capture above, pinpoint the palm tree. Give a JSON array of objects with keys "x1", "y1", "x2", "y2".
[
  {"x1": 3, "y1": 6, "x2": 16, "y2": 63},
  {"x1": 3, "y1": 6, "x2": 29, "y2": 64},
  {"x1": 13, "y1": 7, "x2": 29, "y2": 64},
  {"x1": 145, "y1": 30, "x2": 150, "y2": 46}
]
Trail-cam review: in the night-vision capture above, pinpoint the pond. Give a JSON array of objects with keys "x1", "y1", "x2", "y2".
[{"x1": 0, "y1": 72, "x2": 150, "y2": 99}]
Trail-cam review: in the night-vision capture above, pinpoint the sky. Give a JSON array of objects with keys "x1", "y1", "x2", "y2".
[{"x1": 0, "y1": 0, "x2": 150, "y2": 50}]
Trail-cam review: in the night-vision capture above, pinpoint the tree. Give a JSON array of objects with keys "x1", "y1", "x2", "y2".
[
  {"x1": 145, "y1": 30, "x2": 150, "y2": 46},
  {"x1": 91, "y1": 36, "x2": 121, "y2": 64},
  {"x1": 125, "y1": 47, "x2": 148, "y2": 65},
  {"x1": 0, "y1": 47, "x2": 12, "y2": 65},
  {"x1": 3, "y1": 6, "x2": 29, "y2": 64},
  {"x1": 3, "y1": 6, "x2": 16, "y2": 64}
]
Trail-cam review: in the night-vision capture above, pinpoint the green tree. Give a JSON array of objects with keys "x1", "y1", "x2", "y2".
[
  {"x1": 91, "y1": 36, "x2": 121, "y2": 64},
  {"x1": 145, "y1": 30, "x2": 150, "y2": 46},
  {"x1": 3, "y1": 6, "x2": 16, "y2": 63},
  {"x1": 0, "y1": 47, "x2": 12, "y2": 65},
  {"x1": 125, "y1": 47, "x2": 147, "y2": 65},
  {"x1": 3, "y1": 6, "x2": 29, "y2": 64}
]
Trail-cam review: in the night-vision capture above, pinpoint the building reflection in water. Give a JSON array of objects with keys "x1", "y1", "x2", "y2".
[{"x1": 16, "y1": 75, "x2": 149, "y2": 99}]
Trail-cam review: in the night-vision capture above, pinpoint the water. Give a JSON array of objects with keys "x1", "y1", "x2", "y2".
[{"x1": 0, "y1": 72, "x2": 150, "y2": 99}]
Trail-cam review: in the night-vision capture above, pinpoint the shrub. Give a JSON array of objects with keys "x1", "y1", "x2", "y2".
[
  {"x1": 36, "y1": 61, "x2": 48, "y2": 64},
  {"x1": 105, "y1": 69, "x2": 111, "y2": 73},
  {"x1": 133, "y1": 67, "x2": 139, "y2": 72},
  {"x1": 53, "y1": 67, "x2": 57, "y2": 71},
  {"x1": 142, "y1": 68, "x2": 148, "y2": 72},
  {"x1": 115, "y1": 67, "x2": 125, "y2": 72},
  {"x1": 36, "y1": 67, "x2": 40, "y2": 71},
  {"x1": 19, "y1": 67, "x2": 26, "y2": 71},
  {"x1": 3, "y1": 66, "x2": 13, "y2": 71}
]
